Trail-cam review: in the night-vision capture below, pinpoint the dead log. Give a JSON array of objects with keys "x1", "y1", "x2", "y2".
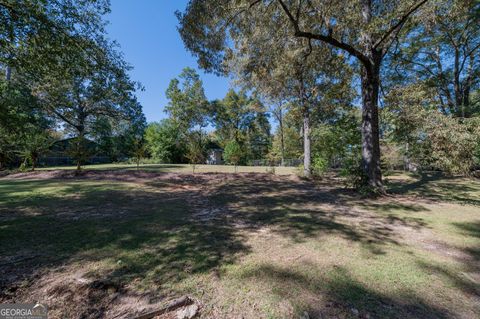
[{"x1": 133, "y1": 296, "x2": 193, "y2": 319}]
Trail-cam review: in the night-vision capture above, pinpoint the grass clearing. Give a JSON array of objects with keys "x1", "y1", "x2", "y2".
[
  {"x1": 0, "y1": 169, "x2": 478, "y2": 318},
  {"x1": 36, "y1": 163, "x2": 299, "y2": 175}
]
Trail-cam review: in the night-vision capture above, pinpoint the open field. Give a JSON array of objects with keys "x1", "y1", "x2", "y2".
[
  {"x1": 0, "y1": 169, "x2": 479, "y2": 318},
  {"x1": 36, "y1": 163, "x2": 299, "y2": 175}
]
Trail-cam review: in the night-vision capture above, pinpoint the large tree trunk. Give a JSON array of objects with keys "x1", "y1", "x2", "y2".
[
  {"x1": 360, "y1": 62, "x2": 383, "y2": 190},
  {"x1": 303, "y1": 108, "x2": 311, "y2": 178}
]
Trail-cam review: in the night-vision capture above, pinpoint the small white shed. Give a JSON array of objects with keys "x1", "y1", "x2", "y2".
[{"x1": 206, "y1": 148, "x2": 223, "y2": 165}]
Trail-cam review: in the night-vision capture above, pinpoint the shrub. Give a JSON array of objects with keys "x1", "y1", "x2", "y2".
[
  {"x1": 223, "y1": 140, "x2": 243, "y2": 166},
  {"x1": 311, "y1": 154, "x2": 328, "y2": 177},
  {"x1": 340, "y1": 154, "x2": 368, "y2": 189}
]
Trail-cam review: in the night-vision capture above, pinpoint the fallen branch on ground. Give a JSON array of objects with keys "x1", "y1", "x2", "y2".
[{"x1": 132, "y1": 296, "x2": 193, "y2": 319}]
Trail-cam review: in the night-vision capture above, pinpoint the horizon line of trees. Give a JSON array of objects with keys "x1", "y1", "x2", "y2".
[{"x1": 1, "y1": 1, "x2": 479, "y2": 195}]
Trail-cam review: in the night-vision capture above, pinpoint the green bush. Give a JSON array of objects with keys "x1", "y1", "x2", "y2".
[
  {"x1": 223, "y1": 140, "x2": 243, "y2": 166},
  {"x1": 311, "y1": 154, "x2": 328, "y2": 177},
  {"x1": 340, "y1": 152, "x2": 370, "y2": 190}
]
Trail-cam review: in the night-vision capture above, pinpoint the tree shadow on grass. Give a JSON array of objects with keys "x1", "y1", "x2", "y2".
[
  {"x1": 0, "y1": 173, "x2": 441, "y2": 317},
  {"x1": 0, "y1": 179, "x2": 249, "y2": 304},
  {"x1": 206, "y1": 175, "x2": 430, "y2": 254},
  {"x1": 239, "y1": 263, "x2": 452, "y2": 319},
  {"x1": 388, "y1": 173, "x2": 480, "y2": 206},
  {"x1": 413, "y1": 220, "x2": 480, "y2": 307},
  {"x1": 447, "y1": 221, "x2": 479, "y2": 293}
]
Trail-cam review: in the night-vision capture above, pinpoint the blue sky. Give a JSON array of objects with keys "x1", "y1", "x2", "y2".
[{"x1": 106, "y1": 1, "x2": 230, "y2": 123}]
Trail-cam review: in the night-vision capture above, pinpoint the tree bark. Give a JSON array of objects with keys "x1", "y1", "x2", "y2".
[
  {"x1": 31, "y1": 155, "x2": 36, "y2": 171},
  {"x1": 360, "y1": 60, "x2": 383, "y2": 190},
  {"x1": 303, "y1": 107, "x2": 311, "y2": 178},
  {"x1": 5, "y1": 8, "x2": 14, "y2": 82},
  {"x1": 5, "y1": 66, "x2": 11, "y2": 81},
  {"x1": 278, "y1": 108, "x2": 285, "y2": 166},
  {"x1": 76, "y1": 130, "x2": 85, "y2": 171}
]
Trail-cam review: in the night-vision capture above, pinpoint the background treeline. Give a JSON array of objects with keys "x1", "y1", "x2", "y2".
[
  {"x1": 144, "y1": 68, "x2": 272, "y2": 166},
  {"x1": 177, "y1": 0, "x2": 480, "y2": 193},
  {"x1": 176, "y1": 0, "x2": 480, "y2": 192},
  {"x1": 1, "y1": 0, "x2": 479, "y2": 192}
]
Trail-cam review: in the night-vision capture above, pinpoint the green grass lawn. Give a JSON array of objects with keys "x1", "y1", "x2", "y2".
[
  {"x1": 0, "y1": 169, "x2": 478, "y2": 318},
  {"x1": 37, "y1": 162, "x2": 299, "y2": 175}
]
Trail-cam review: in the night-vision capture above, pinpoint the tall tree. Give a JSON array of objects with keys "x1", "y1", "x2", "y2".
[
  {"x1": 0, "y1": 0, "x2": 110, "y2": 84},
  {"x1": 391, "y1": 0, "x2": 480, "y2": 118},
  {"x1": 165, "y1": 68, "x2": 209, "y2": 167},
  {"x1": 178, "y1": 0, "x2": 429, "y2": 191},
  {"x1": 210, "y1": 90, "x2": 271, "y2": 163},
  {"x1": 34, "y1": 40, "x2": 142, "y2": 170},
  {"x1": 210, "y1": 89, "x2": 252, "y2": 144},
  {"x1": 244, "y1": 102, "x2": 271, "y2": 161},
  {"x1": 229, "y1": 30, "x2": 349, "y2": 177},
  {"x1": 165, "y1": 67, "x2": 209, "y2": 133}
]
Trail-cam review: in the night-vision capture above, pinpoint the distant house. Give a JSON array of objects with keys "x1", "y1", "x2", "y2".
[
  {"x1": 205, "y1": 141, "x2": 223, "y2": 165},
  {"x1": 38, "y1": 137, "x2": 110, "y2": 166},
  {"x1": 48, "y1": 137, "x2": 98, "y2": 156}
]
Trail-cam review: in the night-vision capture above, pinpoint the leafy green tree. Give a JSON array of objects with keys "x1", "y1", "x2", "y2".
[
  {"x1": 270, "y1": 124, "x2": 302, "y2": 163},
  {"x1": 131, "y1": 138, "x2": 146, "y2": 170},
  {"x1": 67, "y1": 136, "x2": 92, "y2": 171},
  {"x1": 0, "y1": 74, "x2": 52, "y2": 169},
  {"x1": 269, "y1": 101, "x2": 288, "y2": 165},
  {"x1": 311, "y1": 109, "x2": 362, "y2": 168},
  {"x1": 209, "y1": 89, "x2": 252, "y2": 144},
  {"x1": 311, "y1": 155, "x2": 328, "y2": 177},
  {"x1": 223, "y1": 140, "x2": 243, "y2": 172},
  {"x1": 165, "y1": 67, "x2": 209, "y2": 132},
  {"x1": 35, "y1": 40, "x2": 141, "y2": 170},
  {"x1": 384, "y1": 83, "x2": 480, "y2": 175},
  {"x1": 90, "y1": 116, "x2": 115, "y2": 159},
  {"x1": 0, "y1": 125, "x2": 16, "y2": 169},
  {"x1": 144, "y1": 120, "x2": 184, "y2": 163},
  {"x1": 0, "y1": 0, "x2": 110, "y2": 82},
  {"x1": 210, "y1": 90, "x2": 271, "y2": 162},
  {"x1": 17, "y1": 128, "x2": 53, "y2": 171},
  {"x1": 185, "y1": 133, "x2": 206, "y2": 173},
  {"x1": 391, "y1": 0, "x2": 479, "y2": 118},
  {"x1": 244, "y1": 105, "x2": 271, "y2": 161},
  {"x1": 165, "y1": 67, "x2": 209, "y2": 165},
  {"x1": 178, "y1": 0, "x2": 430, "y2": 191}
]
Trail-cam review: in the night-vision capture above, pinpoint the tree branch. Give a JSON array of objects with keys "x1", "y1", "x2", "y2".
[
  {"x1": 374, "y1": 0, "x2": 429, "y2": 50},
  {"x1": 276, "y1": 0, "x2": 371, "y2": 67}
]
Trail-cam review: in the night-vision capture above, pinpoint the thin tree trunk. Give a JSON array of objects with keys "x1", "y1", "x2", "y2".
[
  {"x1": 360, "y1": 63, "x2": 383, "y2": 190},
  {"x1": 278, "y1": 110, "x2": 285, "y2": 166},
  {"x1": 404, "y1": 142, "x2": 410, "y2": 171},
  {"x1": 6, "y1": 8, "x2": 14, "y2": 82},
  {"x1": 5, "y1": 66, "x2": 11, "y2": 81},
  {"x1": 76, "y1": 130, "x2": 84, "y2": 171},
  {"x1": 303, "y1": 108, "x2": 311, "y2": 178}
]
